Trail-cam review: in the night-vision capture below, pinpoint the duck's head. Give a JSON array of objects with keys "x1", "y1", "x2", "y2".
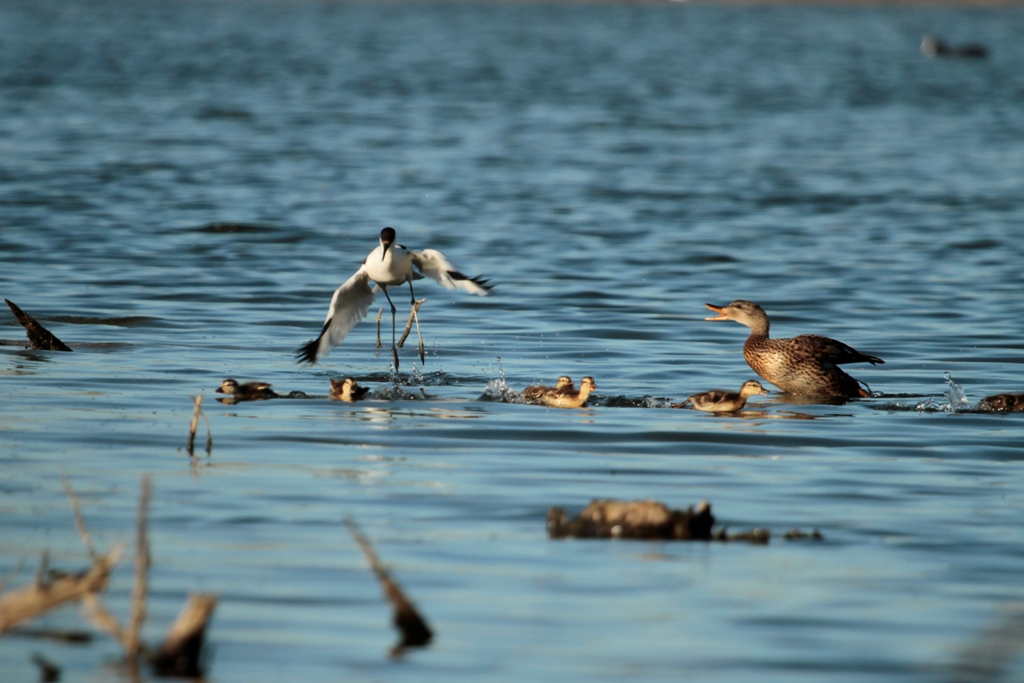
[
  {"x1": 556, "y1": 375, "x2": 574, "y2": 390},
  {"x1": 580, "y1": 376, "x2": 597, "y2": 393},
  {"x1": 330, "y1": 377, "x2": 357, "y2": 394},
  {"x1": 704, "y1": 300, "x2": 769, "y2": 331},
  {"x1": 739, "y1": 380, "x2": 769, "y2": 398},
  {"x1": 216, "y1": 379, "x2": 240, "y2": 394},
  {"x1": 380, "y1": 227, "x2": 396, "y2": 259}
]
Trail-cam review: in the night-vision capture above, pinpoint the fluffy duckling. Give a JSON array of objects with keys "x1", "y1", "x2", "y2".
[
  {"x1": 978, "y1": 393, "x2": 1024, "y2": 412},
  {"x1": 673, "y1": 380, "x2": 769, "y2": 412},
  {"x1": 536, "y1": 376, "x2": 597, "y2": 409},
  {"x1": 215, "y1": 378, "x2": 278, "y2": 401},
  {"x1": 704, "y1": 300, "x2": 884, "y2": 398},
  {"x1": 522, "y1": 375, "x2": 574, "y2": 403},
  {"x1": 330, "y1": 377, "x2": 371, "y2": 403}
]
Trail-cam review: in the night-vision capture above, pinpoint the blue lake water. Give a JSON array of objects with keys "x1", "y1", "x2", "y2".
[{"x1": 2, "y1": 1, "x2": 1024, "y2": 681}]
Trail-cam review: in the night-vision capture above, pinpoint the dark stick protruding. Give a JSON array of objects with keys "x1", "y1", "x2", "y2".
[
  {"x1": 344, "y1": 517, "x2": 433, "y2": 654},
  {"x1": 5, "y1": 299, "x2": 72, "y2": 352}
]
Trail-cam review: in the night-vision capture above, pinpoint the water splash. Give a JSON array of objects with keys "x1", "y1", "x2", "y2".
[
  {"x1": 479, "y1": 357, "x2": 523, "y2": 402},
  {"x1": 913, "y1": 372, "x2": 970, "y2": 412}
]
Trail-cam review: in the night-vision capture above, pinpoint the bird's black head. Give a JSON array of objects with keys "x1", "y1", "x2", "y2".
[{"x1": 380, "y1": 227, "x2": 396, "y2": 259}]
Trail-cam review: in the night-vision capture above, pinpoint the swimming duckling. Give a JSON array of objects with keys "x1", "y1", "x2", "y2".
[
  {"x1": 672, "y1": 380, "x2": 769, "y2": 412},
  {"x1": 522, "y1": 375, "x2": 574, "y2": 403},
  {"x1": 978, "y1": 393, "x2": 1024, "y2": 412},
  {"x1": 920, "y1": 35, "x2": 988, "y2": 59},
  {"x1": 330, "y1": 377, "x2": 371, "y2": 403},
  {"x1": 215, "y1": 379, "x2": 279, "y2": 401},
  {"x1": 536, "y1": 376, "x2": 597, "y2": 409},
  {"x1": 704, "y1": 300, "x2": 884, "y2": 398}
]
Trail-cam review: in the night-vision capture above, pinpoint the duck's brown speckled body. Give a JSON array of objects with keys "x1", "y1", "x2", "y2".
[
  {"x1": 704, "y1": 300, "x2": 883, "y2": 398},
  {"x1": 330, "y1": 377, "x2": 370, "y2": 402},
  {"x1": 673, "y1": 380, "x2": 768, "y2": 412},
  {"x1": 215, "y1": 378, "x2": 279, "y2": 401},
  {"x1": 532, "y1": 376, "x2": 596, "y2": 408},
  {"x1": 979, "y1": 393, "x2": 1024, "y2": 412},
  {"x1": 522, "y1": 375, "x2": 573, "y2": 403}
]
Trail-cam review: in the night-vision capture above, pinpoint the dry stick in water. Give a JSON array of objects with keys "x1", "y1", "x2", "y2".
[
  {"x1": 397, "y1": 299, "x2": 426, "y2": 365},
  {"x1": 149, "y1": 592, "x2": 218, "y2": 677},
  {"x1": 376, "y1": 308, "x2": 383, "y2": 348},
  {"x1": 124, "y1": 476, "x2": 151, "y2": 666},
  {"x1": 343, "y1": 518, "x2": 433, "y2": 654},
  {"x1": 187, "y1": 395, "x2": 211, "y2": 456}
]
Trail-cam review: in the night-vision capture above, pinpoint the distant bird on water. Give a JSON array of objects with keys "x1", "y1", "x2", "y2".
[
  {"x1": 672, "y1": 380, "x2": 769, "y2": 413},
  {"x1": 522, "y1": 375, "x2": 575, "y2": 403},
  {"x1": 978, "y1": 393, "x2": 1024, "y2": 412},
  {"x1": 296, "y1": 227, "x2": 491, "y2": 369},
  {"x1": 920, "y1": 35, "x2": 988, "y2": 59},
  {"x1": 704, "y1": 300, "x2": 884, "y2": 398},
  {"x1": 215, "y1": 379, "x2": 279, "y2": 401},
  {"x1": 532, "y1": 376, "x2": 597, "y2": 409}
]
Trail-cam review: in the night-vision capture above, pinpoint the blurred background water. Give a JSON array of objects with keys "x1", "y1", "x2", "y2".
[{"x1": 2, "y1": 1, "x2": 1024, "y2": 681}]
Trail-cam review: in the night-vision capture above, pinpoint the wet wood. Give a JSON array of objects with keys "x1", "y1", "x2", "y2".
[
  {"x1": 344, "y1": 518, "x2": 433, "y2": 654},
  {"x1": 397, "y1": 299, "x2": 425, "y2": 347},
  {"x1": 30, "y1": 652, "x2": 61, "y2": 682},
  {"x1": 548, "y1": 499, "x2": 716, "y2": 541},
  {"x1": 376, "y1": 308, "x2": 383, "y2": 349},
  {"x1": 4, "y1": 299, "x2": 72, "y2": 352},
  {"x1": 0, "y1": 549, "x2": 122, "y2": 633},
  {"x1": 149, "y1": 592, "x2": 218, "y2": 677}
]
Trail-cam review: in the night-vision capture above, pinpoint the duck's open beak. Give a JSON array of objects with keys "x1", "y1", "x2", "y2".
[{"x1": 704, "y1": 303, "x2": 729, "y2": 321}]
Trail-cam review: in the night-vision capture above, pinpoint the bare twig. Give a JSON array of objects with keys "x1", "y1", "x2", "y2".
[
  {"x1": 376, "y1": 308, "x2": 383, "y2": 349},
  {"x1": 124, "y1": 476, "x2": 151, "y2": 662},
  {"x1": 81, "y1": 592, "x2": 126, "y2": 645},
  {"x1": 149, "y1": 593, "x2": 218, "y2": 677},
  {"x1": 62, "y1": 475, "x2": 96, "y2": 559},
  {"x1": 0, "y1": 548, "x2": 122, "y2": 633},
  {"x1": 187, "y1": 395, "x2": 203, "y2": 456},
  {"x1": 397, "y1": 299, "x2": 425, "y2": 348},
  {"x1": 343, "y1": 517, "x2": 433, "y2": 654}
]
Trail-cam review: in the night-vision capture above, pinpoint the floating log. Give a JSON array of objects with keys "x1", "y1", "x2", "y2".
[
  {"x1": 548, "y1": 499, "x2": 715, "y2": 541},
  {"x1": 0, "y1": 549, "x2": 122, "y2": 633},
  {"x1": 4, "y1": 299, "x2": 72, "y2": 352},
  {"x1": 148, "y1": 593, "x2": 218, "y2": 677},
  {"x1": 344, "y1": 518, "x2": 433, "y2": 654}
]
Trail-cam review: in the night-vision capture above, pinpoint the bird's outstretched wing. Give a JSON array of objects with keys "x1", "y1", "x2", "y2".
[
  {"x1": 296, "y1": 269, "x2": 375, "y2": 364},
  {"x1": 411, "y1": 249, "x2": 492, "y2": 296}
]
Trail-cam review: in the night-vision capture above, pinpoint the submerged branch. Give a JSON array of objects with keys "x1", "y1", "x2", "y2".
[{"x1": 4, "y1": 298, "x2": 72, "y2": 352}]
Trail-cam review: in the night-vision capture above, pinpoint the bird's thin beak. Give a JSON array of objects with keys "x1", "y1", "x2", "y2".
[
  {"x1": 704, "y1": 303, "x2": 728, "y2": 321},
  {"x1": 381, "y1": 240, "x2": 391, "y2": 261}
]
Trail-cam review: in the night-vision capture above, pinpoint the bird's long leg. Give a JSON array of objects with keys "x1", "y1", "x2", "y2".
[
  {"x1": 408, "y1": 280, "x2": 425, "y2": 363},
  {"x1": 375, "y1": 308, "x2": 383, "y2": 349},
  {"x1": 381, "y1": 287, "x2": 399, "y2": 370}
]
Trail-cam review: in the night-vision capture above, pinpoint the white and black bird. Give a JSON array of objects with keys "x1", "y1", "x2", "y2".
[{"x1": 297, "y1": 227, "x2": 492, "y2": 368}]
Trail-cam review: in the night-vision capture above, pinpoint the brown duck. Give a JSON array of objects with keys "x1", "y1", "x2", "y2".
[
  {"x1": 215, "y1": 379, "x2": 279, "y2": 401},
  {"x1": 522, "y1": 375, "x2": 574, "y2": 403},
  {"x1": 704, "y1": 301, "x2": 883, "y2": 398},
  {"x1": 532, "y1": 376, "x2": 597, "y2": 408},
  {"x1": 330, "y1": 377, "x2": 371, "y2": 403},
  {"x1": 978, "y1": 393, "x2": 1024, "y2": 412},
  {"x1": 672, "y1": 379, "x2": 769, "y2": 412}
]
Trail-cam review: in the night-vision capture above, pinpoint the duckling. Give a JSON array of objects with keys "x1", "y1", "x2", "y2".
[
  {"x1": 215, "y1": 379, "x2": 279, "y2": 401},
  {"x1": 536, "y1": 376, "x2": 597, "y2": 409},
  {"x1": 672, "y1": 380, "x2": 769, "y2": 412},
  {"x1": 522, "y1": 375, "x2": 574, "y2": 403},
  {"x1": 978, "y1": 393, "x2": 1024, "y2": 412},
  {"x1": 704, "y1": 300, "x2": 884, "y2": 398},
  {"x1": 330, "y1": 377, "x2": 371, "y2": 403}
]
